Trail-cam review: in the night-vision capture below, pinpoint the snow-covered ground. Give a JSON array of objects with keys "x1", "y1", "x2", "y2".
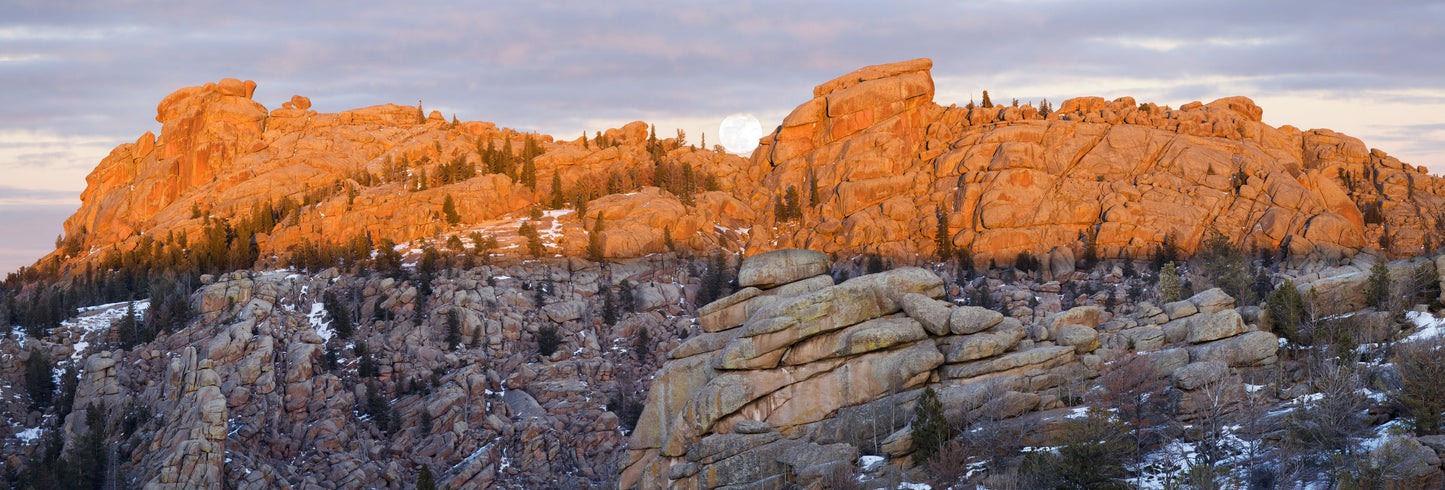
[
  {"x1": 1404, "y1": 310, "x2": 1445, "y2": 342},
  {"x1": 59, "y1": 300, "x2": 151, "y2": 363},
  {"x1": 15, "y1": 427, "x2": 41, "y2": 444}
]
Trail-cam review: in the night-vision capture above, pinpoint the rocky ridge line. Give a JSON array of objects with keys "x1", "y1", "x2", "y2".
[{"x1": 31, "y1": 59, "x2": 1445, "y2": 280}]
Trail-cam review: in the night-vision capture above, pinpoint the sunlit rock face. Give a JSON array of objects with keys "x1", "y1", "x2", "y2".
[{"x1": 50, "y1": 59, "x2": 1445, "y2": 276}]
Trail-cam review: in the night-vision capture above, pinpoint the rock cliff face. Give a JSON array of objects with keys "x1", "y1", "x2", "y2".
[
  {"x1": 41, "y1": 59, "x2": 1445, "y2": 277},
  {"x1": 1, "y1": 255, "x2": 706, "y2": 488},
  {"x1": 619, "y1": 250, "x2": 1279, "y2": 489},
  {"x1": 58, "y1": 80, "x2": 755, "y2": 270},
  {"x1": 743, "y1": 59, "x2": 1445, "y2": 265}
]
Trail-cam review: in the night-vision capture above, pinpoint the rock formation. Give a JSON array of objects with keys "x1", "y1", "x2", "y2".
[
  {"x1": 620, "y1": 250, "x2": 1279, "y2": 488},
  {"x1": 33, "y1": 59, "x2": 1445, "y2": 279},
  {"x1": 742, "y1": 59, "x2": 1445, "y2": 266}
]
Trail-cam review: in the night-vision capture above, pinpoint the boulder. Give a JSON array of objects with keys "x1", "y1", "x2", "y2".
[
  {"x1": 1189, "y1": 288, "x2": 1235, "y2": 314},
  {"x1": 1163, "y1": 300, "x2": 1198, "y2": 320},
  {"x1": 690, "y1": 435, "x2": 800, "y2": 488},
  {"x1": 1055, "y1": 324, "x2": 1101, "y2": 354},
  {"x1": 782, "y1": 317, "x2": 928, "y2": 365},
  {"x1": 1146, "y1": 348, "x2": 1191, "y2": 377},
  {"x1": 1370, "y1": 436, "x2": 1443, "y2": 481},
  {"x1": 630, "y1": 354, "x2": 717, "y2": 450},
  {"x1": 542, "y1": 301, "x2": 586, "y2": 323},
  {"x1": 699, "y1": 287, "x2": 762, "y2": 333},
  {"x1": 1186, "y1": 331, "x2": 1279, "y2": 367},
  {"x1": 777, "y1": 442, "x2": 858, "y2": 487},
  {"x1": 671, "y1": 330, "x2": 739, "y2": 360},
  {"x1": 945, "y1": 318, "x2": 1027, "y2": 363},
  {"x1": 899, "y1": 293, "x2": 952, "y2": 336},
  {"x1": 1044, "y1": 306, "x2": 1103, "y2": 331},
  {"x1": 738, "y1": 249, "x2": 829, "y2": 288},
  {"x1": 949, "y1": 306, "x2": 1004, "y2": 335},
  {"x1": 1118, "y1": 326, "x2": 1166, "y2": 352},
  {"x1": 1171, "y1": 360, "x2": 1230, "y2": 391},
  {"x1": 1186, "y1": 309, "x2": 1247, "y2": 344}
]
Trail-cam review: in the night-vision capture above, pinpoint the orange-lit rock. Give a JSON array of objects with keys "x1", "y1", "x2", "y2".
[{"x1": 44, "y1": 62, "x2": 1445, "y2": 274}]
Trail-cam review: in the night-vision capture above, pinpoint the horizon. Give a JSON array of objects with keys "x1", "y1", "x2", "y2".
[{"x1": 2, "y1": 0, "x2": 1443, "y2": 275}]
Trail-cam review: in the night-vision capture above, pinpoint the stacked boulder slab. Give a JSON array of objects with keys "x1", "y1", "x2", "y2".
[{"x1": 619, "y1": 250, "x2": 1280, "y2": 489}]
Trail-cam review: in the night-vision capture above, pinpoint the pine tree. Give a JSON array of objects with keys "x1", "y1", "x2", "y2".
[
  {"x1": 442, "y1": 194, "x2": 461, "y2": 225},
  {"x1": 866, "y1": 254, "x2": 886, "y2": 275},
  {"x1": 1080, "y1": 230, "x2": 1099, "y2": 270},
  {"x1": 911, "y1": 386, "x2": 949, "y2": 464},
  {"x1": 365, "y1": 380, "x2": 389, "y2": 430},
  {"x1": 537, "y1": 324, "x2": 561, "y2": 356},
  {"x1": 663, "y1": 226, "x2": 676, "y2": 252},
  {"x1": 416, "y1": 465, "x2": 437, "y2": 490},
  {"x1": 602, "y1": 284, "x2": 617, "y2": 326},
  {"x1": 1365, "y1": 261, "x2": 1392, "y2": 309},
  {"x1": 522, "y1": 158, "x2": 537, "y2": 190},
  {"x1": 972, "y1": 281, "x2": 994, "y2": 309},
  {"x1": 356, "y1": 342, "x2": 376, "y2": 378},
  {"x1": 981, "y1": 90, "x2": 994, "y2": 108},
  {"x1": 635, "y1": 325, "x2": 651, "y2": 360},
  {"x1": 1159, "y1": 261, "x2": 1182, "y2": 303},
  {"x1": 619, "y1": 279, "x2": 636, "y2": 313},
  {"x1": 783, "y1": 186, "x2": 802, "y2": 221},
  {"x1": 935, "y1": 211, "x2": 952, "y2": 261},
  {"x1": 446, "y1": 309, "x2": 462, "y2": 350},
  {"x1": 500, "y1": 137, "x2": 515, "y2": 178},
  {"x1": 324, "y1": 291, "x2": 354, "y2": 340},
  {"x1": 67, "y1": 402, "x2": 108, "y2": 489},
  {"x1": 1266, "y1": 279, "x2": 1306, "y2": 344},
  {"x1": 587, "y1": 212, "x2": 606, "y2": 262},
  {"x1": 807, "y1": 166, "x2": 820, "y2": 207},
  {"x1": 698, "y1": 252, "x2": 733, "y2": 306},
  {"x1": 116, "y1": 300, "x2": 141, "y2": 349},
  {"x1": 550, "y1": 172, "x2": 565, "y2": 209},
  {"x1": 24, "y1": 347, "x2": 54, "y2": 410},
  {"x1": 1196, "y1": 230, "x2": 1255, "y2": 304}
]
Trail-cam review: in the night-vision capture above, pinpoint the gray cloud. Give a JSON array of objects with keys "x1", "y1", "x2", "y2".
[{"x1": 3, "y1": 1, "x2": 1440, "y2": 145}]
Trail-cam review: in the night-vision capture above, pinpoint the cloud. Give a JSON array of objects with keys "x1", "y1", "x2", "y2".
[{"x1": 0, "y1": 186, "x2": 80, "y2": 206}]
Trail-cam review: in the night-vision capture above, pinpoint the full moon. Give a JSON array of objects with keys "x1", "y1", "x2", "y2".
[{"x1": 718, "y1": 114, "x2": 763, "y2": 155}]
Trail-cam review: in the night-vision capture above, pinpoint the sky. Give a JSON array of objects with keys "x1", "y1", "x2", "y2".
[{"x1": 2, "y1": 0, "x2": 1443, "y2": 275}]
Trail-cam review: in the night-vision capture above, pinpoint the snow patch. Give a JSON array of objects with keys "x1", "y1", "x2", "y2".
[
  {"x1": 1404, "y1": 310, "x2": 1445, "y2": 342},
  {"x1": 307, "y1": 302, "x2": 334, "y2": 343},
  {"x1": 60, "y1": 300, "x2": 151, "y2": 363},
  {"x1": 15, "y1": 427, "x2": 41, "y2": 443}
]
